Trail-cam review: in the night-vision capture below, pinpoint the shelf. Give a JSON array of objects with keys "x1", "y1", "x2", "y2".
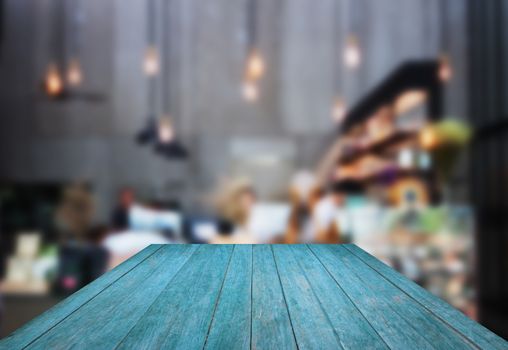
[
  {"x1": 340, "y1": 60, "x2": 441, "y2": 134},
  {"x1": 339, "y1": 130, "x2": 417, "y2": 166},
  {"x1": 337, "y1": 168, "x2": 432, "y2": 185}
]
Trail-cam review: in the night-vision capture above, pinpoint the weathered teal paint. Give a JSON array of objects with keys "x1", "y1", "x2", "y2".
[{"x1": 1, "y1": 244, "x2": 506, "y2": 349}]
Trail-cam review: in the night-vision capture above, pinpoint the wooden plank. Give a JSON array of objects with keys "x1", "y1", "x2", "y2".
[
  {"x1": 272, "y1": 244, "x2": 342, "y2": 349},
  {"x1": 204, "y1": 245, "x2": 252, "y2": 349},
  {"x1": 25, "y1": 244, "x2": 199, "y2": 349},
  {"x1": 313, "y1": 245, "x2": 478, "y2": 349},
  {"x1": 0, "y1": 244, "x2": 162, "y2": 349},
  {"x1": 344, "y1": 244, "x2": 508, "y2": 350},
  {"x1": 115, "y1": 244, "x2": 234, "y2": 349},
  {"x1": 289, "y1": 245, "x2": 388, "y2": 349},
  {"x1": 309, "y1": 245, "x2": 438, "y2": 349},
  {"x1": 251, "y1": 245, "x2": 297, "y2": 350}
]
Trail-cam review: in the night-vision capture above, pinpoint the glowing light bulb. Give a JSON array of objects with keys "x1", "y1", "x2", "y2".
[
  {"x1": 419, "y1": 126, "x2": 438, "y2": 150},
  {"x1": 242, "y1": 80, "x2": 259, "y2": 102},
  {"x1": 143, "y1": 46, "x2": 160, "y2": 77},
  {"x1": 67, "y1": 58, "x2": 83, "y2": 86},
  {"x1": 332, "y1": 98, "x2": 347, "y2": 123},
  {"x1": 344, "y1": 35, "x2": 361, "y2": 70},
  {"x1": 246, "y1": 49, "x2": 265, "y2": 81},
  {"x1": 44, "y1": 63, "x2": 63, "y2": 97},
  {"x1": 158, "y1": 116, "x2": 174, "y2": 143},
  {"x1": 439, "y1": 54, "x2": 452, "y2": 83}
]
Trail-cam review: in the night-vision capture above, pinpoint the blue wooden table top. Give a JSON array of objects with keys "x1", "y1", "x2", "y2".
[{"x1": 1, "y1": 244, "x2": 506, "y2": 349}]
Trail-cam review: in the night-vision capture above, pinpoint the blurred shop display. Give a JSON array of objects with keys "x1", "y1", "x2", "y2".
[
  {"x1": 352, "y1": 206, "x2": 475, "y2": 317},
  {"x1": 1, "y1": 233, "x2": 57, "y2": 295},
  {"x1": 315, "y1": 60, "x2": 475, "y2": 315},
  {"x1": 0, "y1": 184, "x2": 61, "y2": 278}
]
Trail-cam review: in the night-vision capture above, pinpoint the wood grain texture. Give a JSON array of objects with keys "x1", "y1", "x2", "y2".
[
  {"x1": 27, "y1": 245, "x2": 199, "y2": 349},
  {"x1": 115, "y1": 244, "x2": 234, "y2": 350},
  {"x1": 272, "y1": 245, "x2": 343, "y2": 349},
  {"x1": 322, "y1": 245, "x2": 477, "y2": 349},
  {"x1": 204, "y1": 245, "x2": 252, "y2": 349},
  {"x1": 251, "y1": 245, "x2": 297, "y2": 350},
  {"x1": 1, "y1": 244, "x2": 506, "y2": 350},
  {"x1": 289, "y1": 245, "x2": 388, "y2": 349},
  {"x1": 344, "y1": 244, "x2": 508, "y2": 350}
]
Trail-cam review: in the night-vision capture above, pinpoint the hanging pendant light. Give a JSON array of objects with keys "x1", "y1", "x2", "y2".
[
  {"x1": 158, "y1": 115, "x2": 174, "y2": 144},
  {"x1": 66, "y1": 0, "x2": 84, "y2": 87},
  {"x1": 332, "y1": 97, "x2": 347, "y2": 123},
  {"x1": 43, "y1": 0, "x2": 65, "y2": 98},
  {"x1": 67, "y1": 58, "x2": 83, "y2": 86},
  {"x1": 438, "y1": 3, "x2": 452, "y2": 84},
  {"x1": 330, "y1": 1, "x2": 347, "y2": 124},
  {"x1": 245, "y1": 48, "x2": 265, "y2": 81},
  {"x1": 344, "y1": 35, "x2": 361, "y2": 70},
  {"x1": 45, "y1": 63, "x2": 64, "y2": 97},
  {"x1": 136, "y1": 0, "x2": 189, "y2": 160},
  {"x1": 242, "y1": 0, "x2": 262, "y2": 102},
  {"x1": 143, "y1": 45, "x2": 160, "y2": 77},
  {"x1": 438, "y1": 54, "x2": 452, "y2": 83},
  {"x1": 242, "y1": 79, "x2": 259, "y2": 102}
]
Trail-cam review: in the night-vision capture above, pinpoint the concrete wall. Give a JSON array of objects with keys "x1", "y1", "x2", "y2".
[{"x1": 0, "y1": 0, "x2": 468, "y2": 219}]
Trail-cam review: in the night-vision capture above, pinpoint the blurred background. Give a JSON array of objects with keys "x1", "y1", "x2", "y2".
[{"x1": 0, "y1": 0, "x2": 507, "y2": 340}]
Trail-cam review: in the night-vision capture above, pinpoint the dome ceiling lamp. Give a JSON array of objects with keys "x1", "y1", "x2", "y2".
[
  {"x1": 155, "y1": 0, "x2": 188, "y2": 159},
  {"x1": 242, "y1": 0, "x2": 264, "y2": 102}
]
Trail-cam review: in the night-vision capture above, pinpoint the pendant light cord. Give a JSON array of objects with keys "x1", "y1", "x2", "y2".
[
  {"x1": 333, "y1": 0, "x2": 341, "y2": 93},
  {"x1": 147, "y1": 0, "x2": 157, "y2": 116},
  {"x1": 247, "y1": 0, "x2": 257, "y2": 50},
  {"x1": 51, "y1": 0, "x2": 65, "y2": 68},
  {"x1": 162, "y1": 0, "x2": 171, "y2": 117}
]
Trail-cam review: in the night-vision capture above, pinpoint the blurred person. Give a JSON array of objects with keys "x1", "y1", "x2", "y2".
[
  {"x1": 313, "y1": 181, "x2": 346, "y2": 243},
  {"x1": 285, "y1": 171, "x2": 322, "y2": 243},
  {"x1": 111, "y1": 187, "x2": 136, "y2": 231},
  {"x1": 54, "y1": 225, "x2": 109, "y2": 296},
  {"x1": 212, "y1": 178, "x2": 257, "y2": 228},
  {"x1": 55, "y1": 182, "x2": 95, "y2": 244},
  {"x1": 314, "y1": 180, "x2": 364, "y2": 243},
  {"x1": 210, "y1": 218, "x2": 253, "y2": 244}
]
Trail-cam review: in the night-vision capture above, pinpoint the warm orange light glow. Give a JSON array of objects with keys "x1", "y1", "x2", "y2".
[
  {"x1": 245, "y1": 49, "x2": 265, "y2": 81},
  {"x1": 143, "y1": 46, "x2": 160, "y2": 77},
  {"x1": 394, "y1": 90, "x2": 427, "y2": 115},
  {"x1": 44, "y1": 63, "x2": 64, "y2": 97},
  {"x1": 158, "y1": 116, "x2": 174, "y2": 143},
  {"x1": 67, "y1": 59, "x2": 83, "y2": 86},
  {"x1": 439, "y1": 54, "x2": 452, "y2": 83},
  {"x1": 420, "y1": 126, "x2": 438, "y2": 150},
  {"x1": 242, "y1": 80, "x2": 259, "y2": 102},
  {"x1": 344, "y1": 35, "x2": 361, "y2": 70},
  {"x1": 332, "y1": 98, "x2": 347, "y2": 123}
]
